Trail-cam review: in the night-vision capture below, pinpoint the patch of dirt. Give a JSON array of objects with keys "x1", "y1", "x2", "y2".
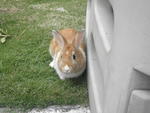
[
  {"x1": 38, "y1": 20, "x2": 62, "y2": 28},
  {"x1": 38, "y1": 13, "x2": 74, "y2": 28},
  {"x1": 28, "y1": 14, "x2": 39, "y2": 22},
  {"x1": 50, "y1": 7, "x2": 68, "y2": 13},
  {"x1": 29, "y1": 3, "x2": 68, "y2": 13},
  {"x1": 29, "y1": 3, "x2": 50, "y2": 10},
  {"x1": 0, "y1": 7, "x2": 19, "y2": 13}
]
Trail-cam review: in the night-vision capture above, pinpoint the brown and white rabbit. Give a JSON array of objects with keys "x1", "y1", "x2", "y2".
[{"x1": 49, "y1": 28, "x2": 86, "y2": 80}]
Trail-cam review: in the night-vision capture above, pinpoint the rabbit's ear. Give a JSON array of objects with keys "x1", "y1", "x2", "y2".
[
  {"x1": 52, "y1": 30, "x2": 66, "y2": 47},
  {"x1": 73, "y1": 30, "x2": 85, "y2": 48}
]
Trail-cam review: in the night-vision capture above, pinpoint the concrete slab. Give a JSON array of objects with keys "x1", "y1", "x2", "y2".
[
  {"x1": 0, "y1": 105, "x2": 90, "y2": 113},
  {"x1": 29, "y1": 105, "x2": 90, "y2": 113}
]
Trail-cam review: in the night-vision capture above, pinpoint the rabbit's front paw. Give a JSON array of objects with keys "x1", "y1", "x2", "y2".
[
  {"x1": 49, "y1": 60, "x2": 54, "y2": 68},
  {"x1": 59, "y1": 76, "x2": 65, "y2": 80}
]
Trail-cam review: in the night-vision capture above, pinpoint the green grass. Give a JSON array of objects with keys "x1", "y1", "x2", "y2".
[{"x1": 0, "y1": 0, "x2": 88, "y2": 109}]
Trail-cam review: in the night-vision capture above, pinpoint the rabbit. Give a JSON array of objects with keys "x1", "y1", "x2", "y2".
[{"x1": 49, "y1": 28, "x2": 86, "y2": 80}]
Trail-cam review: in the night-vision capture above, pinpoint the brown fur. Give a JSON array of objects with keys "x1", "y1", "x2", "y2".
[
  {"x1": 49, "y1": 28, "x2": 86, "y2": 74},
  {"x1": 50, "y1": 28, "x2": 85, "y2": 57}
]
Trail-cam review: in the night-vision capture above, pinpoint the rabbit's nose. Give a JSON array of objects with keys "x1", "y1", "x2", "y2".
[{"x1": 63, "y1": 65, "x2": 71, "y2": 73}]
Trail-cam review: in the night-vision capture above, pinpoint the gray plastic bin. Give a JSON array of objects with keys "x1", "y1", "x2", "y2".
[{"x1": 86, "y1": 0, "x2": 150, "y2": 113}]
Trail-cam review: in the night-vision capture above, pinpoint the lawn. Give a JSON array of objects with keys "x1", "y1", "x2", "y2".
[{"x1": 0, "y1": 0, "x2": 88, "y2": 110}]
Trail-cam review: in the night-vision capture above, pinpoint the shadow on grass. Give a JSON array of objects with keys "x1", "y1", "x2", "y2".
[{"x1": 67, "y1": 71, "x2": 87, "y2": 86}]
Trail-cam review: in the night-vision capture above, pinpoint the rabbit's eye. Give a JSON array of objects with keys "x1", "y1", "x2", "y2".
[{"x1": 72, "y1": 54, "x2": 76, "y2": 60}]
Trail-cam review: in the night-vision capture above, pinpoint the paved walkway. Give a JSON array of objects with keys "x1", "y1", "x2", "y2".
[
  {"x1": 0, "y1": 105, "x2": 90, "y2": 113},
  {"x1": 29, "y1": 105, "x2": 90, "y2": 113}
]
